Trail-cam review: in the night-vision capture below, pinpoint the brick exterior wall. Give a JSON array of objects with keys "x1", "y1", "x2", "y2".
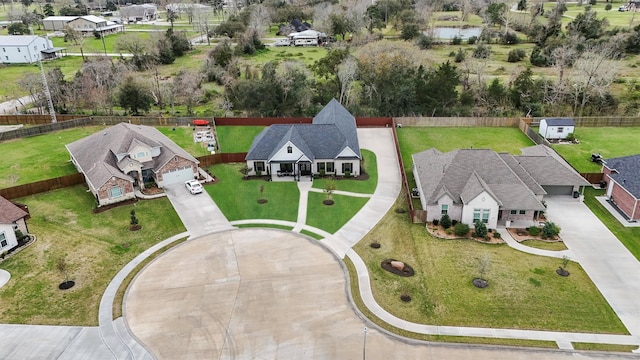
[
  {"x1": 155, "y1": 156, "x2": 197, "y2": 183},
  {"x1": 609, "y1": 180, "x2": 640, "y2": 220},
  {"x1": 96, "y1": 177, "x2": 135, "y2": 206}
]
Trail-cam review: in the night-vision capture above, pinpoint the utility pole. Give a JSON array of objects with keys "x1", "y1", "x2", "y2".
[
  {"x1": 362, "y1": 327, "x2": 367, "y2": 360},
  {"x1": 32, "y1": 27, "x2": 56, "y2": 123}
]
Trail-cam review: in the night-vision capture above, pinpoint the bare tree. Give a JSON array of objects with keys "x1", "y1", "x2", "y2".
[
  {"x1": 171, "y1": 70, "x2": 204, "y2": 116},
  {"x1": 569, "y1": 42, "x2": 620, "y2": 116},
  {"x1": 338, "y1": 57, "x2": 358, "y2": 105},
  {"x1": 249, "y1": 4, "x2": 271, "y2": 37}
]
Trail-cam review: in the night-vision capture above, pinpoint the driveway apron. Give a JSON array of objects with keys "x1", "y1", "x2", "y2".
[
  {"x1": 545, "y1": 196, "x2": 640, "y2": 335},
  {"x1": 163, "y1": 183, "x2": 234, "y2": 239}
]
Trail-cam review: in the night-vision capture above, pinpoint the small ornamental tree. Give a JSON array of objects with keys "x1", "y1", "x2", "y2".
[
  {"x1": 324, "y1": 179, "x2": 336, "y2": 202},
  {"x1": 239, "y1": 165, "x2": 252, "y2": 178},
  {"x1": 474, "y1": 221, "x2": 488, "y2": 238},
  {"x1": 130, "y1": 209, "x2": 139, "y2": 226},
  {"x1": 440, "y1": 214, "x2": 452, "y2": 229},
  {"x1": 56, "y1": 257, "x2": 69, "y2": 284},
  {"x1": 478, "y1": 254, "x2": 491, "y2": 280}
]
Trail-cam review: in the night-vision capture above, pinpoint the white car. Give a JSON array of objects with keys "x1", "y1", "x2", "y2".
[{"x1": 185, "y1": 180, "x2": 203, "y2": 194}]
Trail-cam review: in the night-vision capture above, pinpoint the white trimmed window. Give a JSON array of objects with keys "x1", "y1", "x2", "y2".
[
  {"x1": 441, "y1": 204, "x2": 448, "y2": 215},
  {"x1": 109, "y1": 186, "x2": 123, "y2": 198},
  {"x1": 473, "y1": 209, "x2": 490, "y2": 224},
  {"x1": 0, "y1": 232, "x2": 7, "y2": 248}
]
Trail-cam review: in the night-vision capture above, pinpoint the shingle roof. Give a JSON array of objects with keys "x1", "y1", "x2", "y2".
[
  {"x1": 604, "y1": 154, "x2": 640, "y2": 198},
  {"x1": 515, "y1": 145, "x2": 589, "y2": 187},
  {"x1": 66, "y1": 123, "x2": 198, "y2": 190},
  {"x1": 542, "y1": 118, "x2": 574, "y2": 126},
  {"x1": 0, "y1": 196, "x2": 28, "y2": 224},
  {"x1": 0, "y1": 35, "x2": 41, "y2": 46},
  {"x1": 246, "y1": 99, "x2": 360, "y2": 161},
  {"x1": 412, "y1": 148, "x2": 545, "y2": 210}
]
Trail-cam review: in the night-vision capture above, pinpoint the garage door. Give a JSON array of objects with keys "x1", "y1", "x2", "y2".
[
  {"x1": 162, "y1": 166, "x2": 194, "y2": 186},
  {"x1": 542, "y1": 185, "x2": 573, "y2": 196}
]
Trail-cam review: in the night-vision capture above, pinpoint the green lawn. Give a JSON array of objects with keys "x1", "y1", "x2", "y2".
[
  {"x1": 520, "y1": 240, "x2": 568, "y2": 251},
  {"x1": 312, "y1": 150, "x2": 378, "y2": 194},
  {"x1": 306, "y1": 192, "x2": 370, "y2": 233},
  {"x1": 583, "y1": 187, "x2": 640, "y2": 261},
  {"x1": 215, "y1": 126, "x2": 266, "y2": 153},
  {"x1": 157, "y1": 126, "x2": 212, "y2": 157},
  {"x1": 51, "y1": 32, "x2": 153, "y2": 54},
  {"x1": 552, "y1": 127, "x2": 640, "y2": 173},
  {"x1": 352, "y1": 195, "x2": 627, "y2": 334},
  {"x1": 242, "y1": 47, "x2": 329, "y2": 67},
  {"x1": 0, "y1": 56, "x2": 84, "y2": 98},
  {"x1": 205, "y1": 164, "x2": 299, "y2": 222},
  {"x1": 0, "y1": 186, "x2": 185, "y2": 325},
  {"x1": 0, "y1": 125, "x2": 110, "y2": 188}
]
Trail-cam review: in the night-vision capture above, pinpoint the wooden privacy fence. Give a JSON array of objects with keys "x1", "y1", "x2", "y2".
[
  {"x1": 581, "y1": 173, "x2": 605, "y2": 184},
  {"x1": 197, "y1": 153, "x2": 247, "y2": 167},
  {"x1": 0, "y1": 114, "x2": 85, "y2": 125},
  {"x1": 519, "y1": 119, "x2": 551, "y2": 146},
  {"x1": 395, "y1": 117, "x2": 521, "y2": 127},
  {"x1": 0, "y1": 173, "x2": 85, "y2": 200}
]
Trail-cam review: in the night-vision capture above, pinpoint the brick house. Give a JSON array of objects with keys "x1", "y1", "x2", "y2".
[
  {"x1": 603, "y1": 155, "x2": 640, "y2": 221},
  {"x1": 66, "y1": 123, "x2": 199, "y2": 207}
]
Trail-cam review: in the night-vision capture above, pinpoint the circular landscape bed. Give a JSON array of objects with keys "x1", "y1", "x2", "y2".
[
  {"x1": 472, "y1": 278, "x2": 488, "y2": 288},
  {"x1": 400, "y1": 294, "x2": 412, "y2": 302},
  {"x1": 381, "y1": 259, "x2": 414, "y2": 277},
  {"x1": 59, "y1": 280, "x2": 75, "y2": 290},
  {"x1": 129, "y1": 225, "x2": 142, "y2": 231},
  {"x1": 556, "y1": 268, "x2": 570, "y2": 277},
  {"x1": 257, "y1": 199, "x2": 268, "y2": 204},
  {"x1": 370, "y1": 242, "x2": 381, "y2": 249},
  {"x1": 323, "y1": 200, "x2": 334, "y2": 206}
]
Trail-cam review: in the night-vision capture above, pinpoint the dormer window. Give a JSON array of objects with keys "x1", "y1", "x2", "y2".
[{"x1": 287, "y1": 146, "x2": 292, "y2": 153}]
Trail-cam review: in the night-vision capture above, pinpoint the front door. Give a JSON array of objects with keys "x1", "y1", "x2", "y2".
[{"x1": 299, "y1": 163, "x2": 311, "y2": 175}]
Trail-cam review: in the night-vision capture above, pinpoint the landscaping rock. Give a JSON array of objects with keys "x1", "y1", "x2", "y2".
[
  {"x1": 381, "y1": 259, "x2": 415, "y2": 277},
  {"x1": 391, "y1": 261, "x2": 405, "y2": 271}
]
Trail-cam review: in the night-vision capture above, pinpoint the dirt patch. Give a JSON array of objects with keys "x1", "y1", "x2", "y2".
[{"x1": 141, "y1": 186, "x2": 164, "y2": 195}]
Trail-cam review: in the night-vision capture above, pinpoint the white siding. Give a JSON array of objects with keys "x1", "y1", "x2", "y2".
[
  {"x1": 0, "y1": 37, "x2": 53, "y2": 64},
  {"x1": 461, "y1": 191, "x2": 500, "y2": 229},
  {"x1": 0, "y1": 224, "x2": 18, "y2": 253}
]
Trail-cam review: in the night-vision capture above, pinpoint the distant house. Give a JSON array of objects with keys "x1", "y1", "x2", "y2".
[
  {"x1": 412, "y1": 145, "x2": 589, "y2": 229},
  {"x1": 245, "y1": 99, "x2": 361, "y2": 181},
  {"x1": 603, "y1": 155, "x2": 640, "y2": 221},
  {"x1": 120, "y1": 4, "x2": 158, "y2": 23},
  {"x1": 43, "y1": 15, "x2": 123, "y2": 35},
  {"x1": 0, "y1": 35, "x2": 64, "y2": 64},
  {"x1": 0, "y1": 196, "x2": 30, "y2": 254},
  {"x1": 66, "y1": 123, "x2": 200, "y2": 207},
  {"x1": 538, "y1": 118, "x2": 575, "y2": 140}
]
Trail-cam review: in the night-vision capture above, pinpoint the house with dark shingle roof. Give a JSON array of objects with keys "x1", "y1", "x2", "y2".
[
  {"x1": 603, "y1": 155, "x2": 640, "y2": 221},
  {"x1": 66, "y1": 123, "x2": 199, "y2": 207},
  {"x1": 538, "y1": 118, "x2": 575, "y2": 140},
  {"x1": 245, "y1": 99, "x2": 361, "y2": 181},
  {"x1": 0, "y1": 196, "x2": 30, "y2": 254},
  {"x1": 412, "y1": 145, "x2": 588, "y2": 229}
]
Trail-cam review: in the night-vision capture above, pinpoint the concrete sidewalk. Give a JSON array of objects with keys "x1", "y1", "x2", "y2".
[{"x1": 498, "y1": 226, "x2": 574, "y2": 260}]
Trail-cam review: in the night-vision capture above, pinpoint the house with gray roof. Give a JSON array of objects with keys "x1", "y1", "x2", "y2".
[
  {"x1": 0, "y1": 196, "x2": 29, "y2": 254},
  {"x1": 603, "y1": 154, "x2": 640, "y2": 221},
  {"x1": 120, "y1": 4, "x2": 158, "y2": 23},
  {"x1": 0, "y1": 35, "x2": 64, "y2": 64},
  {"x1": 412, "y1": 145, "x2": 588, "y2": 229},
  {"x1": 66, "y1": 123, "x2": 199, "y2": 207},
  {"x1": 245, "y1": 99, "x2": 361, "y2": 181}
]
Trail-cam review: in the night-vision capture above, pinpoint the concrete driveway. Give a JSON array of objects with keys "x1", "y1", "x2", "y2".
[
  {"x1": 163, "y1": 183, "x2": 233, "y2": 239},
  {"x1": 124, "y1": 229, "x2": 638, "y2": 360},
  {"x1": 545, "y1": 196, "x2": 640, "y2": 336}
]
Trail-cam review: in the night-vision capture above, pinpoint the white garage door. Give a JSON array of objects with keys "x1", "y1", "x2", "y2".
[{"x1": 162, "y1": 166, "x2": 194, "y2": 186}]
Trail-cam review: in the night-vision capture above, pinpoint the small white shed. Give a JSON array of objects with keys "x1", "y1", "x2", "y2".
[{"x1": 539, "y1": 118, "x2": 575, "y2": 140}]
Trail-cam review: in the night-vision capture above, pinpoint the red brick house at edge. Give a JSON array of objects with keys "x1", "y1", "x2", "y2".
[{"x1": 603, "y1": 155, "x2": 640, "y2": 221}]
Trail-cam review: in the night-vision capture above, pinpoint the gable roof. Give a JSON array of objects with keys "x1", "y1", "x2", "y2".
[
  {"x1": 0, "y1": 35, "x2": 43, "y2": 46},
  {"x1": 246, "y1": 99, "x2": 360, "y2": 162},
  {"x1": 604, "y1": 154, "x2": 640, "y2": 198},
  {"x1": 412, "y1": 148, "x2": 546, "y2": 211},
  {"x1": 0, "y1": 196, "x2": 28, "y2": 224},
  {"x1": 542, "y1": 118, "x2": 574, "y2": 126},
  {"x1": 515, "y1": 145, "x2": 589, "y2": 187},
  {"x1": 66, "y1": 123, "x2": 198, "y2": 190}
]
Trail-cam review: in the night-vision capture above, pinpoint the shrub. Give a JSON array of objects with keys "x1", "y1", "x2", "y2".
[
  {"x1": 417, "y1": 34, "x2": 433, "y2": 49},
  {"x1": 474, "y1": 221, "x2": 488, "y2": 237},
  {"x1": 500, "y1": 31, "x2": 519, "y2": 45},
  {"x1": 451, "y1": 219, "x2": 458, "y2": 226},
  {"x1": 542, "y1": 222, "x2": 561, "y2": 239},
  {"x1": 454, "y1": 49, "x2": 465, "y2": 63},
  {"x1": 494, "y1": 231, "x2": 502, "y2": 239},
  {"x1": 451, "y1": 36, "x2": 462, "y2": 45},
  {"x1": 507, "y1": 49, "x2": 526, "y2": 63},
  {"x1": 528, "y1": 226, "x2": 541, "y2": 236},
  {"x1": 454, "y1": 222, "x2": 470, "y2": 236},
  {"x1": 473, "y1": 44, "x2": 491, "y2": 59},
  {"x1": 432, "y1": 219, "x2": 439, "y2": 226},
  {"x1": 344, "y1": 170, "x2": 351, "y2": 177},
  {"x1": 467, "y1": 36, "x2": 477, "y2": 45},
  {"x1": 440, "y1": 214, "x2": 452, "y2": 229},
  {"x1": 445, "y1": 228, "x2": 453, "y2": 235},
  {"x1": 605, "y1": 3, "x2": 612, "y2": 10},
  {"x1": 566, "y1": 133, "x2": 575, "y2": 141}
]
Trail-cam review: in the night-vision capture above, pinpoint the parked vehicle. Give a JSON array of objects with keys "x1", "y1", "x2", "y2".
[
  {"x1": 272, "y1": 38, "x2": 291, "y2": 46},
  {"x1": 185, "y1": 179, "x2": 203, "y2": 194},
  {"x1": 293, "y1": 38, "x2": 318, "y2": 47}
]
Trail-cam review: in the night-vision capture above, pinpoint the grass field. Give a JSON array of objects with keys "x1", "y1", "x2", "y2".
[
  {"x1": 312, "y1": 150, "x2": 378, "y2": 194},
  {"x1": 551, "y1": 127, "x2": 640, "y2": 172},
  {"x1": 215, "y1": 126, "x2": 265, "y2": 153},
  {"x1": 0, "y1": 56, "x2": 84, "y2": 98},
  {"x1": 306, "y1": 192, "x2": 370, "y2": 234},
  {"x1": 520, "y1": 240, "x2": 568, "y2": 251},
  {"x1": 205, "y1": 164, "x2": 299, "y2": 222},
  {"x1": 352, "y1": 195, "x2": 627, "y2": 334},
  {"x1": 0, "y1": 186, "x2": 185, "y2": 326},
  {"x1": 583, "y1": 187, "x2": 640, "y2": 261}
]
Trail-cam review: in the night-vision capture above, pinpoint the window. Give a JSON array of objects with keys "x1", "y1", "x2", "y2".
[
  {"x1": 519, "y1": 210, "x2": 526, "y2": 215},
  {"x1": 0, "y1": 232, "x2": 6, "y2": 248},
  {"x1": 441, "y1": 204, "x2": 448, "y2": 215},
  {"x1": 281, "y1": 163, "x2": 293, "y2": 172},
  {"x1": 510, "y1": 210, "x2": 517, "y2": 215},
  {"x1": 2, "y1": 48, "x2": 5, "y2": 52},
  {"x1": 17, "y1": 48, "x2": 20, "y2": 52},
  {"x1": 326, "y1": 162, "x2": 334, "y2": 172},
  {"x1": 557, "y1": 127, "x2": 564, "y2": 133},
  {"x1": 342, "y1": 163, "x2": 352, "y2": 174},
  {"x1": 317, "y1": 162, "x2": 325, "y2": 172},
  {"x1": 255, "y1": 161, "x2": 265, "y2": 172},
  {"x1": 473, "y1": 209, "x2": 490, "y2": 224},
  {"x1": 287, "y1": 146, "x2": 292, "y2": 153},
  {"x1": 109, "y1": 186, "x2": 123, "y2": 198}
]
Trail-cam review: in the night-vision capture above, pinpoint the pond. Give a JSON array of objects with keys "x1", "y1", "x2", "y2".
[{"x1": 433, "y1": 27, "x2": 483, "y2": 40}]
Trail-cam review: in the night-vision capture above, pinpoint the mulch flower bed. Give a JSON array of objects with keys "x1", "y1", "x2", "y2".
[
  {"x1": 381, "y1": 259, "x2": 415, "y2": 277},
  {"x1": 323, "y1": 200, "x2": 334, "y2": 206},
  {"x1": 257, "y1": 199, "x2": 268, "y2": 204},
  {"x1": 473, "y1": 278, "x2": 489, "y2": 288},
  {"x1": 427, "y1": 224, "x2": 504, "y2": 244},
  {"x1": 59, "y1": 280, "x2": 75, "y2": 290},
  {"x1": 507, "y1": 228, "x2": 562, "y2": 243}
]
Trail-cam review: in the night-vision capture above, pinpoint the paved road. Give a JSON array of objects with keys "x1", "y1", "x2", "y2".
[{"x1": 545, "y1": 196, "x2": 640, "y2": 335}]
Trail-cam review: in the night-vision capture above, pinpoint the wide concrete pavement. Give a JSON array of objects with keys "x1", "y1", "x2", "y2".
[{"x1": 545, "y1": 196, "x2": 640, "y2": 336}]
